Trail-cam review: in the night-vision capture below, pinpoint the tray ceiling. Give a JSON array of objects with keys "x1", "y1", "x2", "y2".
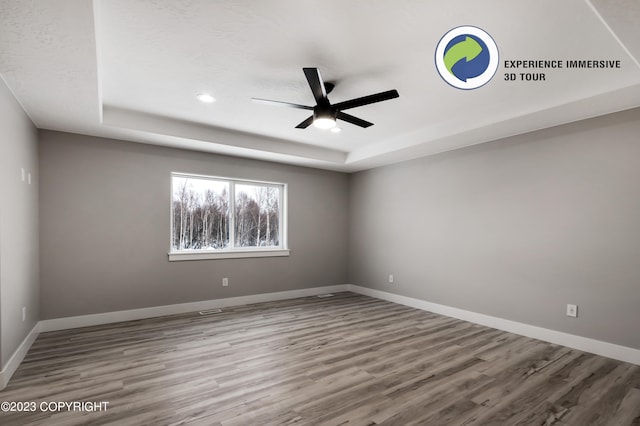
[{"x1": 1, "y1": 0, "x2": 639, "y2": 171}]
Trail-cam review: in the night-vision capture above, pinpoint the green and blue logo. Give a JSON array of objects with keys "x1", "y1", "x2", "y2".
[{"x1": 435, "y1": 26, "x2": 499, "y2": 89}]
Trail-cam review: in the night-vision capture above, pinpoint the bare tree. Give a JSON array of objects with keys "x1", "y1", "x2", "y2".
[
  {"x1": 172, "y1": 178, "x2": 279, "y2": 251},
  {"x1": 175, "y1": 179, "x2": 190, "y2": 249}
]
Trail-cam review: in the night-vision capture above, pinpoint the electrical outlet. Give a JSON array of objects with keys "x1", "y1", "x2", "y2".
[
  {"x1": 222, "y1": 277, "x2": 229, "y2": 287},
  {"x1": 22, "y1": 307, "x2": 26, "y2": 322},
  {"x1": 566, "y1": 304, "x2": 578, "y2": 318},
  {"x1": 388, "y1": 274, "x2": 394, "y2": 283}
]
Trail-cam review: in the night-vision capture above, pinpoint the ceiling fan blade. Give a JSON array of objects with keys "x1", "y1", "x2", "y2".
[
  {"x1": 252, "y1": 98, "x2": 313, "y2": 110},
  {"x1": 333, "y1": 89, "x2": 399, "y2": 111},
  {"x1": 337, "y1": 111, "x2": 374, "y2": 128},
  {"x1": 295, "y1": 116, "x2": 315, "y2": 129},
  {"x1": 303, "y1": 67, "x2": 328, "y2": 105}
]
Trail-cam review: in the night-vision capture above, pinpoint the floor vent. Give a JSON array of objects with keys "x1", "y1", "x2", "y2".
[
  {"x1": 317, "y1": 293, "x2": 335, "y2": 298},
  {"x1": 199, "y1": 308, "x2": 223, "y2": 315}
]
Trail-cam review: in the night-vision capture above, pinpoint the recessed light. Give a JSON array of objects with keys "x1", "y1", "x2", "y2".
[
  {"x1": 197, "y1": 93, "x2": 216, "y2": 103},
  {"x1": 330, "y1": 127, "x2": 341, "y2": 133}
]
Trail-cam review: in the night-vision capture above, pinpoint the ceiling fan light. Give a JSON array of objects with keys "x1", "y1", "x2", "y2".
[{"x1": 313, "y1": 117, "x2": 336, "y2": 129}]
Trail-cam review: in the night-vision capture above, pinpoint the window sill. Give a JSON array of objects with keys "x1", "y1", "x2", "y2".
[{"x1": 168, "y1": 249, "x2": 290, "y2": 261}]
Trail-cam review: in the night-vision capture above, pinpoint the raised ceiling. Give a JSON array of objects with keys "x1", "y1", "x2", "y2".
[{"x1": 1, "y1": 0, "x2": 639, "y2": 172}]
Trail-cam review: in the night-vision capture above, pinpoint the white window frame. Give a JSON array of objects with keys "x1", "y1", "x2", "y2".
[{"x1": 169, "y1": 172, "x2": 289, "y2": 261}]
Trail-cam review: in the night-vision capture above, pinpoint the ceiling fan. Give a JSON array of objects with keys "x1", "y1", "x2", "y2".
[{"x1": 252, "y1": 68, "x2": 399, "y2": 130}]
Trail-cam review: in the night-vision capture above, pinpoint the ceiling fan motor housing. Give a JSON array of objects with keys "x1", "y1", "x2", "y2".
[{"x1": 313, "y1": 106, "x2": 336, "y2": 121}]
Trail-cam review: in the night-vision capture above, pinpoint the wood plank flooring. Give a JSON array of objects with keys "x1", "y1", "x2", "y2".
[{"x1": 1, "y1": 292, "x2": 639, "y2": 425}]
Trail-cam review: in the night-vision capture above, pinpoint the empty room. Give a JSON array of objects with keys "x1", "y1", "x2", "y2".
[{"x1": 1, "y1": 0, "x2": 640, "y2": 425}]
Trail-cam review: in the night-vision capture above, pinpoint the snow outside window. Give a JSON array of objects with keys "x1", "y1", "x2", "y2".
[{"x1": 169, "y1": 173, "x2": 289, "y2": 261}]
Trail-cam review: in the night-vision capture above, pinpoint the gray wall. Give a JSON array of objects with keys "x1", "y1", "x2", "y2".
[
  {"x1": 39, "y1": 131, "x2": 349, "y2": 319},
  {"x1": 27, "y1": 102, "x2": 640, "y2": 352},
  {"x1": 0, "y1": 79, "x2": 40, "y2": 368},
  {"x1": 349, "y1": 108, "x2": 640, "y2": 350}
]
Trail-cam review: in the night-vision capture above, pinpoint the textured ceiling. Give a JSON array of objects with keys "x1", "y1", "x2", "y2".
[{"x1": 1, "y1": 0, "x2": 639, "y2": 171}]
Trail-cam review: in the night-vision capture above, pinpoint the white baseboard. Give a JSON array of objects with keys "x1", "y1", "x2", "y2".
[
  {"x1": 5, "y1": 283, "x2": 637, "y2": 391},
  {"x1": 0, "y1": 323, "x2": 40, "y2": 391},
  {"x1": 348, "y1": 285, "x2": 640, "y2": 366},
  {"x1": 40, "y1": 285, "x2": 350, "y2": 332},
  {"x1": 2, "y1": 285, "x2": 348, "y2": 390}
]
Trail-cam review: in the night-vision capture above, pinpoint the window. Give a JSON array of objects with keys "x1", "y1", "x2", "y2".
[{"x1": 169, "y1": 173, "x2": 288, "y2": 261}]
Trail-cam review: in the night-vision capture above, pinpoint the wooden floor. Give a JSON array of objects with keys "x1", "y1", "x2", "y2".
[{"x1": 1, "y1": 292, "x2": 639, "y2": 426}]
